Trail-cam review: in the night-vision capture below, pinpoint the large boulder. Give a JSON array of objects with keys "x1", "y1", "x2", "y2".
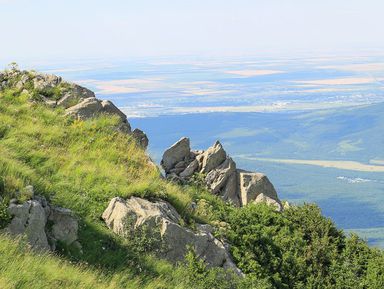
[
  {"x1": 7, "y1": 200, "x2": 50, "y2": 251},
  {"x1": 5, "y1": 188, "x2": 80, "y2": 251},
  {"x1": 221, "y1": 172, "x2": 240, "y2": 206},
  {"x1": 179, "y1": 159, "x2": 199, "y2": 178},
  {"x1": 161, "y1": 137, "x2": 191, "y2": 173},
  {"x1": 102, "y1": 197, "x2": 240, "y2": 273},
  {"x1": 100, "y1": 100, "x2": 127, "y2": 122},
  {"x1": 65, "y1": 97, "x2": 130, "y2": 125},
  {"x1": 132, "y1": 128, "x2": 149, "y2": 149},
  {"x1": 237, "y1": 170, "x2": 282, "y2": 211},
  {"x1": 32, "y1": 73, "x2": 62, "y2": 91},
  {"x1": 102, "y1": 197, "x2": 181, "y2": 236},
  {"x1": 160, "y1": 138, "x2": 282, "y2": 210},
  {"x1": 48, "y1": 207, "x2": 79, "y2": 248},
  {"x1": 205, "y1": 157, "x2": 236, "y2": 194},
  {"x1": 65, "y1": 97, "x2": 104, "y2": 119},
  {"x1": 200, "y1": 141, "x2": 227, "y2": 174},
  {"x1": 57, "y1": 84, "x2": 95, "y2": 108}
]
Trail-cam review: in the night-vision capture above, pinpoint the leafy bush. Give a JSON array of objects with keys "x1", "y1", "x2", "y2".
[
  {"x1": 0, "y1": 198, "x2": 11, "y2": 229},
  {"x1": 1, "y1": 80, "x2": 384, "y2": 288}
]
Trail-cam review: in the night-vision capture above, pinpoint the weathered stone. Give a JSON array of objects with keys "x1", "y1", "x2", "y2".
[
  {"x1": 205, "y1": 157, "x2": 236, "y2": 194},
  {"x1": 161, "y1": 137, "x2": 191, "y2": 173},
  {"x1": 221, "y1": 172, "x2": 240, "y2": 206},
  {"x1": 101, "y1": 100, "x2": 127, "y2": 121},
  {"x1": 166, "y1": 173, "x2": 182, "y2": 183},
  {"x1": 160, "y1": 138, "x2": 282, "y2": 209},
  {"x1": 102, "y1": 197, "x2": 181, "y2": 235},
  {"x1": 180, "y1": 159, "x2": 199, "y2": 178},
  {"x1": 169, "y1": 167, "x2": 185, "y2": 175},
  {"x1": 175, "y1": 161, "x2": 187, "y2": 169},
  {"x1": 48, "y1": 207, "x2": 79, "y2": 246},
  {"x1": 102, "y1": 197, "x2": 240, "y2": 273},
  {"x1": 160, "y1": 219, "x2": 237, "y2": 270},
  {"x1": 132, "y1": 128, "x2": 149, "y2": 149},
  {"x1": 237, "y1": 170, "x2": 281, "y2": 209},
  {"x1": 65, "y1": 97, "x2": 103, "y2": 119},
  {"x1": 117, "y1": 121, "x2": 132, "y2": 134},
  {"x1": 66, "y1": 82, "x2": 95, "y2": 101},
  {"x1": 6, "y1": 190, "x2": 80, "y2": 252},
  {"x1": 7, "y1": 200, "x2": 50, "y2": 251},
  {"x1": 254, "y1": 193, "x2": 283, "y2": 212},
  {"x1": 33, "y1": 73, "x2": 62, "y2": 91},
  {"x1": 200, "y1": 141, "x2": 227, "y2": 174}
]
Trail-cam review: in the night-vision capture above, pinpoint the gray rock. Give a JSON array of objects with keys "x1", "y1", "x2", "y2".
[
  {"x1": 117, "y1": 121, "x2": 132, "y2": 134},
  {"x1": 48, "y1": 207, "x2": 79, "y2": 246},
  {"x1": 65, "y1": 97, "x2": 103, "y2": 119},
  {"x1": 175, "y1": 161, "x2": 187, "y2": 169},
  {"x1": 200, "y1": 141, "x2": 227, "y2": 174},
  {"x1": 161, "y1": 137, "x2": 191, "y2": 173},
  {"x1": 102, "y1": 197, "x2": 240, "y2": 273},
  {"x1": 221, "y1": 172, "x2": 240, "y2": 206},
  {"x1": 6, "y1": 190, "x2": 80, "y2": 251},
  {"x1": 33, "y1": 73, "x2": 62, "y2": 91},
  {"x1": 237, "y1": 170, "x2": 282, "y2": 210},
  {"x1": 205, "y1": 157, "x2": 236, "y2": 194},
  {"x1": 254, "y1": 193, "x2": 283, "y2": 212},
  {"x1": 169, "y1": 167, "x2": 185, "y2": 175},
  {"x1": 160, "y1": 138, "x2": 282, "y2": 209},
  {"x1": 180, "y1": 159, "x2": 199, "y2": 178},
  {"x1": 65, "y1": 82, "x2": 95, "y2": 102},
  {"x1": 102, "y1": 197, "x2": 181, "y2": 236},
  {"x1": 132, "y1": 128, "x2": 149, "y2": 149},
  {"x1": 101, "y1": 100, "x2": 127, "y2": 122},
  {"x1": 7, "y1": 200, "x2": 50, "y2": 251}
]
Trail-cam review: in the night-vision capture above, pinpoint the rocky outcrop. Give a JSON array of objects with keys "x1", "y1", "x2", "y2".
[
  {"x1": 5, "y1": 186, "x2": 80, "y2": 252},
  {"x1": 102, "y1": 197, "x2": 241, "y2": 274},
  {"x1": 161, "y1": 138, "x2": 282, "y2": 210},
  {"x1": 237, "y1": 170, "x2": 282, "y2": 211},
  {"x1": 161, "y1": 137, "x2": 191, "y2": 173},
  {"x1": 132, "y1": 129, "x2": 149, "y2": 150},
  {"x1": 0, "y1": 67, "x2": 147, "y2": 149}
]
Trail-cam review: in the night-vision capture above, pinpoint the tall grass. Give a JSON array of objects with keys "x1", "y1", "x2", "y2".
[{"x1": 0, "y1": 88, "x2": 205, "y2": 288}]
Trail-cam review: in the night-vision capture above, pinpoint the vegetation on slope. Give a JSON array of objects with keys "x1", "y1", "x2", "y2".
[{"x1": 0, "y1": 68, "x2": 384, "y2": 288}]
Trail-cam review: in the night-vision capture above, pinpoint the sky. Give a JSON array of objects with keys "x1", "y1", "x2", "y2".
[{"x1": 1, "y1": 0, "x2": 384, "y2": 62}]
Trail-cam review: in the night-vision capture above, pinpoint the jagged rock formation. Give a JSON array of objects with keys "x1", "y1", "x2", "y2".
[
  {"x1": 102, "y1": 197, "x2": 241, "y2": 274},
  {"x1": 161, "y1": 138, "x2": 282, "y2": 210},
  {"x1": 5, "y1": 186, "x2": 80, "y2": 252},
  {"x1": 0, "y1": 68, "x2": 148, "y2": 149}
]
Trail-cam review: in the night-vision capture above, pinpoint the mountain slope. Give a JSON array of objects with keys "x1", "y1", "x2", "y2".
[{"x1": 1, "y1": 66, "x2": 384, "y2": 289}]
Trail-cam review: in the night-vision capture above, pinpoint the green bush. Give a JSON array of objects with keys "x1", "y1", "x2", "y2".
[
  {"x1": 0, "y1": 198, "x2": 11, "y2": 229},
  {"x1": 1, "y1": 79, "x2": 384, "y2": 288}
]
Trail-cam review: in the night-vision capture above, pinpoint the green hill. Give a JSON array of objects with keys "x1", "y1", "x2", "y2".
[{"x1": 1, "y1": 65, "x2": 384, "y2": 289}]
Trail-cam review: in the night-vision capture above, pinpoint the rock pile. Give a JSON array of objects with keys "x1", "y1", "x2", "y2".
[
  {"x1": 0, "y1": 68, "x2": 148, "y2": 149},
  {"x1": 161, "y1": 138, "x2": 282, "y2": 210},
  {"x1": 4, "y1": 186, "x2": 80, "y2": 252},
  {"x1": 102, "y1": 196, "x2": 241, "y2": 274}
]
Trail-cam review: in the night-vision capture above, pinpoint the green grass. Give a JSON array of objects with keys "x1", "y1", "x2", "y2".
[
  {"x1": 0, "y1": 87, "x2": 211, "y2": 288},
  {"x1": 0, "y1": 234, "x2": 214, "y2": 289},
  {"x1": 1, "y1": 76, "x2": 384, "y2": 288}
]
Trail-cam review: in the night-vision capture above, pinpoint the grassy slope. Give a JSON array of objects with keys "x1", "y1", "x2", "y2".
[
  {"x1": 0, "y1": 87, "x2": 216, "y2": 288},
  {"x1": 1, "y1": 80, "x2": 384, "y2": 289}
]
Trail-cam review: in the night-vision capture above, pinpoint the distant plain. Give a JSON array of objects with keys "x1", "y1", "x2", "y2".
[{"x1": 16, "y1": 54, "x2": 384, "y2": 246}]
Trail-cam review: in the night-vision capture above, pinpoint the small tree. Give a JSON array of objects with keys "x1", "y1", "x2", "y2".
[{"x1": 8, "y1": 62, "x2": 19, "y2": 72}]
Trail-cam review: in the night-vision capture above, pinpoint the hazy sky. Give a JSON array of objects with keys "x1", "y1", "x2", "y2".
[{"x1": 1, "y1": 0, "x2": 384, "y2": 61}]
